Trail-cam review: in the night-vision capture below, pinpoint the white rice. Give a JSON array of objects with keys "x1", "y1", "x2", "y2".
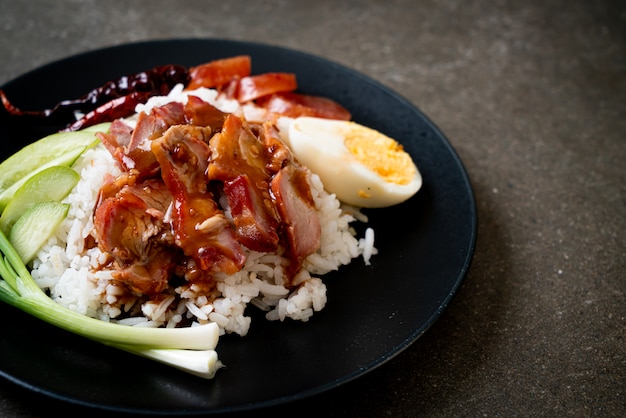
[{"x1": 30, "y1": 87, "x2": 378, "y2": 337}]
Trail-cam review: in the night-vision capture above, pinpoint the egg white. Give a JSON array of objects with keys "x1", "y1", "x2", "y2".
[{"x1": 285, "y1": 117, "x2": 422, "y2": 208}]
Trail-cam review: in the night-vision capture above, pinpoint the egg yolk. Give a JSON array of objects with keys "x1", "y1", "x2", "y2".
[
  {"x1": 343, "y1": 123, "x2": 417, "y2": 186},
  {"x1": 285, "y1": 116, "x2": 422, "y2": 208}
]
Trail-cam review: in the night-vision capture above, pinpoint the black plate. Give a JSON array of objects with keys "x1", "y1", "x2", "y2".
[{"x1": 0, "y1": 39, "x2": 476, "y2": 414}]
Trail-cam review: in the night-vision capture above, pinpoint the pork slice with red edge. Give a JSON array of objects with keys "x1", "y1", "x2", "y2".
[
  {"x1": 93, "y1": 179, "x2": 178, "y2": 295},
  {"x1": 151, "y1": 124, "x2": 246, "y2": 276},
  {"x1": 270, "y1": 163, "x2": 321, "y2": 278},
  {"x1": 209, "y1": 114, "x2": 281, "y2": 252}
]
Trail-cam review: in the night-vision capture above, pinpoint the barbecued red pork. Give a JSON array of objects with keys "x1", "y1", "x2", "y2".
[
  {"x1": 93, "y1": 97, "x2": 323, "y2": 298},
  {"x1": 93, "y1": 179, "x2": 177, "y2": 295},
  {"x1": 210, "y1": 115, "x2": 322, "y2": 274},
  {"x1": 152, "y1": 124, "x2": 246, "y2": 276},
  {"x1": 271, "y1": 163, "x2": 321, "y2": 276},
  {"x1": 97, "y1": 98, "x2": 228, "y2": 178},
  {"x1": 208, "y1": 114, "x2": 281, "y2": 252}
]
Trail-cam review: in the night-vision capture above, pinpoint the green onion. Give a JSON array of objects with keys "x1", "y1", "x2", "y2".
[
  {"x1": 0, "y1": 225, "x2": 223, "y2": 378},
  {"x1": 111, "y1": 344, "x2": 223, "y2": 379}
]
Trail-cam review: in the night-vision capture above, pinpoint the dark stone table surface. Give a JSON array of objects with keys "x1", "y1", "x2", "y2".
[{"x1": 0, "y1": 1, "x2": 623, "y2": 416}]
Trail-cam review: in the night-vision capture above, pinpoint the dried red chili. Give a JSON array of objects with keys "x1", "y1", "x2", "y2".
[{"x1": 0, "y1": 64, "x2": 189, "y2": 129}]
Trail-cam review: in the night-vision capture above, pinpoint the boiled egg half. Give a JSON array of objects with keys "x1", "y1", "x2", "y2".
[{"x1": 285, "y1": 116, "x2": 422, "y2": 208}]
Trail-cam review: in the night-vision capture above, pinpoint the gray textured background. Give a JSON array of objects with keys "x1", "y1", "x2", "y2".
[{"x1": 0, "y1": 1, "x2": 624, "y2": 416}]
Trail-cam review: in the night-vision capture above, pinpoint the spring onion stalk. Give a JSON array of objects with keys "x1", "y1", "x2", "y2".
[
  {"x1": 0, "y1": 229, "x2": 223, "y2": 378},
  {"x1": 111, "y1": 344, "x2": 224, "y2": 379}
]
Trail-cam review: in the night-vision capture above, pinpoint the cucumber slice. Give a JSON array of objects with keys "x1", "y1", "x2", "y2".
[
  {"x1": 0, "y1": 145, "x2": 87, "y2": 211},
  {"x1": 9, "y1": 201, "x2": 70, "y2": 264},
  {"x1": 0, "y1": 165, "x2": 79, "y2": 234},
  {"x1": 0, "y1": 128, "x2": 103, "y2": 196}
]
